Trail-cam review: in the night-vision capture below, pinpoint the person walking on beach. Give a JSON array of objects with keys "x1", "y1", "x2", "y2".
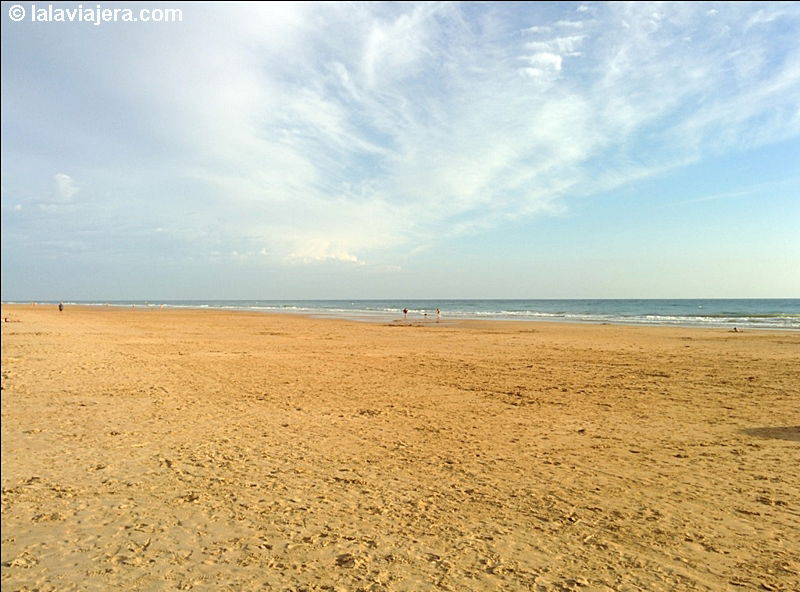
[
  {"x1": 58, "y1": 302, "x2": 64, "y2": 312},
  {"x1": 436, "y1": 308, "x2": 441, "y2": 323}
]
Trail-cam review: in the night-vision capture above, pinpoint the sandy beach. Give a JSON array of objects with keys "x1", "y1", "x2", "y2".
[{"x1": 2, "y1": 304, "x2": 798, "y2": 591}]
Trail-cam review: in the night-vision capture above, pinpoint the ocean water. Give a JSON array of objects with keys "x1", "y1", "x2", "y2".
[{"x1": 41, "y1": 299, "x2": 800, "y2": 329}]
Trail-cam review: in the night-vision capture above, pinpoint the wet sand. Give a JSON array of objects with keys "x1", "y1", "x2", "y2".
[{"x1": 2, "y1": 304, "x2": 799, "y2": 591}]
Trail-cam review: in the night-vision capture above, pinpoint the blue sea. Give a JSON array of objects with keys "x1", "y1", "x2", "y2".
[{"x1": 32, "y1": 299, "x2": 800, "y2": 330}]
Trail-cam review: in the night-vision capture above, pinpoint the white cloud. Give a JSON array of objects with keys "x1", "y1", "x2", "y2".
[
  {"x1": 519, "y1": 50, "x2": 564, "y2": 81},
  {"x1": 745, "y1": 5, "x2": 795, "y2": 29},
  {"x1": 288, "y1": 240, "x2": 362, "y2": 264},
  {"x1": 175, "y1": 3, "x2": 800, "y2": 263},
  {"x1": 53, "y1": 173, "x2": 78, "y2": 200},
  {"x1": 525, "y1": 35, "x2": 585, "y2": 54},
  {"x1": 554, "y1": 20, "x2": 585, "y2": 29}
]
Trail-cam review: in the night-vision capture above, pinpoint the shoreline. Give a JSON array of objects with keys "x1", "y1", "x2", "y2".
[
  {"x1": 3, "y1": 301, "x2": 797, "y2": 331},
  {"x1": 3, "y1": 304, "x2": 799, "y2": 590}
]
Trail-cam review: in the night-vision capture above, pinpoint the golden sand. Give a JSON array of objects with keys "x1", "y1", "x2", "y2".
[{"x1": 2, "y1": 304, "x2": 799, "y2": 591}]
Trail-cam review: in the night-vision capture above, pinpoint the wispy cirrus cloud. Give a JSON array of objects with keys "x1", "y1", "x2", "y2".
[{"x1": 3, "y1": 1, "x2": 799, "y2": 269}]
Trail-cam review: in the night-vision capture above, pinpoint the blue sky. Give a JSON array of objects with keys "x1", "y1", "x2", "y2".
[{"x1": 2, "y1": 1, "x2": 799, "y2": 300}]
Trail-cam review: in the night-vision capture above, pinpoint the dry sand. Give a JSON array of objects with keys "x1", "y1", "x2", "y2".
[{"x1": 1, "y1": 304, "x2": 799, "y2": 591}]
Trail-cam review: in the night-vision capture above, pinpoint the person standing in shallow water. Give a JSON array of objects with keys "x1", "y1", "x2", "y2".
[
  {"x1": 58, "y1": 302, "x2": 64, "y2": 312},
  {"x1": 403, "y1": 308, "x2": 408, "y2": 320}
]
